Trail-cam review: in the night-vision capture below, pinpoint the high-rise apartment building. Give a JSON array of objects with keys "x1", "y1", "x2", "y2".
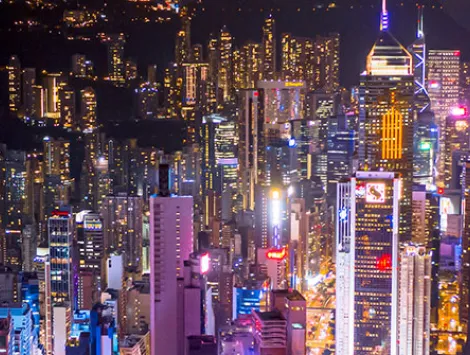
[
  {"x1": 22, "y1": 67, "x2": 36, "y2": 118},
  {"x1": 398, "y1": 244, "x2": 432, "y2": 355},
  {"x1": 218, "y1": 27, "x2": 233, "y2": 102},
  {"x1": 7, "y1": 55, "x2": 21, "y2": 113},
  {"x1": 102, "y1": 33, "x2": 126, "y2": 84},
  {"x1": 428, "y1": 49, "x2": 461, "y2": 186},
  {"x1": 80, "y1": 87, "x2": 97, "y2": 131},
  {"x1": 314, "y1": 33, "x2": 340, "y2": 92},
  {"x1": 149, "y1": 182, "x2": 193, "y2": 355},
  {"x1": 101, "y1": 194, "x2": 143, "y2": 273},
  {"x1": 261, "y1": 15, "x2": 276, "y2": 80},
  {"x1": 59, "y1": 87, "x2": 75, "y2": 129}
]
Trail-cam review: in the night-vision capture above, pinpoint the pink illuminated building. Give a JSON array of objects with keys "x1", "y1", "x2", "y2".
[{"x1": 150, "y1": 194, "x2": 194, "y2": 355}]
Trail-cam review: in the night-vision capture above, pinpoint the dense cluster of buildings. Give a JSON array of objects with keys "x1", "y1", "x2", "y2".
[{"x1": 0, "y1": 0, "x2": 470, "y2": 354}]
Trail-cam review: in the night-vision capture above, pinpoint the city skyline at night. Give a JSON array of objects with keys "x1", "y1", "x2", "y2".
[{"x1": 1, "y1": 0, "x2": 470, "y2": 354}]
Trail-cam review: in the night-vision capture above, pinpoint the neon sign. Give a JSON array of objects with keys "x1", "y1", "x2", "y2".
[
  {"x1": 201, "y1": 253, "x2": 210, "y2": 274},
  {"x1": 266, "y1": 248, "x2": 286, "y2": 261}
]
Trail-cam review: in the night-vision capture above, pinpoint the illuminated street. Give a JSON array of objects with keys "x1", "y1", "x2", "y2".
[{"x1": 304, "y1": 269, "x2": 335, "y2": 354}]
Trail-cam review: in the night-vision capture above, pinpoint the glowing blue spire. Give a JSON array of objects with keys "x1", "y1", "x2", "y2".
[{"x1": 380, "y1": 0, "x2": 389, "y2": 31}]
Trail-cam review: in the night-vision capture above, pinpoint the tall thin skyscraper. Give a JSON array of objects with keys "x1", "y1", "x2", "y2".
[
  {"x1": 7, "y1": 55, "x2": 21, "y2": 114},
  {"x1": 218, "y1": 26, "x2": 233, "y2": 102},
  {"x1": 261, "y1": 15, "x2": 276, "y2": 80},
  {"x1": 48, "y1": 210, "x2": 73, "y2": 305},
  {"x1": 428, "y1": 49, "x2": 461, "y2": 187},
  {"x1": 102, "y1": 33, "x2": 126, "y2": 85},
  {"x1": 408, "y1": 7, "x2": 430, "y2": 112},
  {"x1": 336, "y1": 171, "x2": 400, "y2": 354},
  {"x1": 150, "y1": 166, "x2": 194, "y2": 355},
  {"x1": 359, "y1": 0, "x2": 414, "y2": 240}
]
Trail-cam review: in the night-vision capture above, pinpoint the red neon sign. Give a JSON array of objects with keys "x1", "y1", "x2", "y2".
[
  {"x1": 376, "y1": 254, "x2": 392, "y2": 272},
  {"x1": 266, "y1": 248, "x2": 286, "y2": 261},
  {"x1": 51, "y1": 210, "x2": 70, "y2": 217}
]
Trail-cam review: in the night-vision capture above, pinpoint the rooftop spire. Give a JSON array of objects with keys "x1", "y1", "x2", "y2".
[
  {"x1": 417, "y1": 6, "x2": 424, "y2": 39},
  {"x1": 380, "y1": 0, "x2": 389, "y2": 31}
]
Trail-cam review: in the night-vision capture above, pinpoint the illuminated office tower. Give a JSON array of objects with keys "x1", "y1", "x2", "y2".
[
  {"x1": 408, "y1": 7, "x2": 430, "y2": 112},
  {"x1": 444, "y1": 107, "x2": 469, "y2": 186},
  {"x1": 266, "y1": 141, "x2": 299, "y2": 187},
  {"x1": 75, "y1": 211, "x2": 103, "y2": 309},
  {"x1": 182, "y1": 62, "x2": 209, "y2": 143},
  {"x1": 175, "y1": 8, "x2": 192, "y2": 66},
  {"x1": 48, "y1": 210, "x2": 73, "y2": 305},
  {"x1": 7, "y1": 55, "x2": 21, "y2": 113},
  {"x1": 43, "y1": 73, "x2": 64, "y2": 122},
  {"x1": 102, "y1": 33, "x2": 126, "y2": 84},
  {"x1": 218, "y1": 26, "x2": 233, "y2": 102},
  {"x1": 149, "y1": 169, "x2": 194, "y2": 355},
  {"x1": 164, "y1": 63, "x2": 182, "y2": 119},
  {"x1": 22, "y1": 67, "x2": 36, "y2": 118},
  {"x1": 135, "y1": 82, "x2": 159, "y2": 120},
  {"x1": 201, "y1": 114, "x2": 237, "y2": 195},
  {"x1": 261, "y1": 15, "x2": 276, "y2": 80},
  {"x1": 80, "y1": 87, "x2": 97, "y2": 131},
  {"x1": 314, "y1": 33, "x2": 340, "y2": 92},
  {"x1": 43, "y1": 137, "x2": 70, "y2": 181},
  {"x1": 428, "y1": 49, "x2": 461, "y2": 186},
  {"x1": 413, "y1": 111, "x2": 438, "y2": 187},
  {"x1": 336, "y1": 171, "x2": 400, "y2": 355},
  {"x1": 101, "y1": 194, "x2": 143, "y2": 273},
  {"x1": 359, "y1": 2, "x2": 414, "y2": 240},
  {"x1": 398, "y1": 244, "x2": 432, "y2": 355},
  {"x1": 58, "y1": 87, "x2": 75, "y2": 129}
]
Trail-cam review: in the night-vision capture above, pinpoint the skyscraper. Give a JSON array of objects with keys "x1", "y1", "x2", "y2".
[
  {"x1": 22, "y1": 67, "x2": 36, "y2": 118},
  {"x1": 359, "y1": 1, "x2": 414, "y2": 240},
  {"x1": 398, "y1": 244, "x2": 432, "y2": 355},
  {"x1": 428, "y1": 49, "x2": 461, "y2": 186},
  {"x1": 408, "y1": 7, "x2": 430, "y2": 112},
  {"x1": 80, "y1": 87, "x2": 97, "y2": 131},
  {"x1": 48, "y1": 210, "x2": 73, "y2": 305},
  {"x1": 314, "y1": 33, "x2": 340, "y2": 92},
  {"x1": 102, "y1": 33, "x2": 126, "y2": 85},
  {"x1": 7, "y1": 55, "x2": 21, "y2": 113},
  {"x1": 336, "y1": 171, "x2": 400, "y2": 354},
  {"x1": 261, "y1": 15, "x2": 276, "y2": 80},
  {"x1": 101, "y1": 194, "x2": 143, "y2": 273},
  {"x1": 149, "y1": 170, "x2": 194, "y2": 355},
  {"x1": 218, "y1": 27, "x2": 233, "y2": 102}
]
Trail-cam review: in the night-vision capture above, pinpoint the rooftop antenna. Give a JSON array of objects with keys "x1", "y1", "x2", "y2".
[{"x1": 380, "y1": 0, "x2": 389, "y2": 31}]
